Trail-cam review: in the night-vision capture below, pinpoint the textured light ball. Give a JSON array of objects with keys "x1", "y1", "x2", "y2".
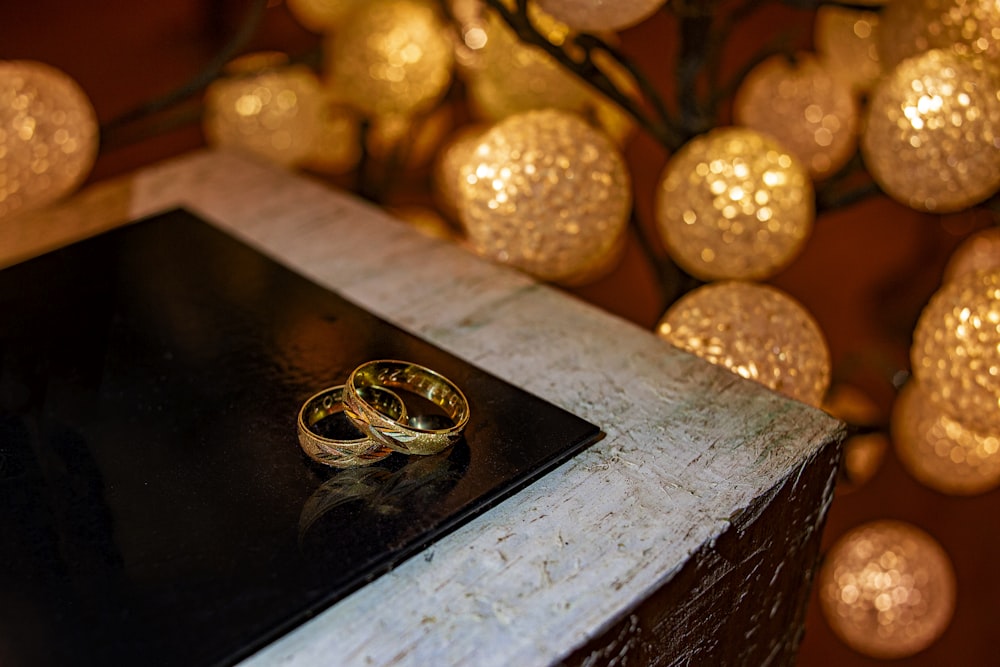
[
  {"x1": 286, "y1": 0, "x2": 361, "y2": 32},
  {"x1": 656, "y1": 281, "x2": 830, "y2": 406},
  {"x1": 203, "y1": 60, "x2": 322, "y2": 166},
  {"x1": 814, "y1": 6, "x2": 883, "y2": 94},
  {"x1": 818, "y1": 520, "x2": 956, "y2": 659},
  {"x1": 861, "y1": 49, "x2": 1000, "y2": 213},
  {"x1": 535, "y1": 0, "x2": 667, "y2": 32},
  {"x1": 911, "y1": 268, "x2": 1000, "y2": 434},
  {"x1": 433, "y1": 124, "x2": 486, "y2": 221},
  {"x1": 655, "y1": 127, "x2": 814, "y2": 281},
  {"x1": 325, "y1": 0, "x2": 453, "y2": 117},
  {"x1": 878, "y1": 0, "x2": 1000, "y2": 69},
  {"x1": 464, "y1": 11, "x2": 591, "y2": 122},
  {"x1": 733, "y1": 53, "x2": 859, "y2": 179},
  {"x1": 456, "y1": 109, "x2": 631, "y2": 284},
  {"x1": 892, "y1": 380, "x2": 1000, "y2": 495},
  {"x1": 0, "y1": 60, "x2": 98, "y2": 221},
  {"x1": 299, "y1": 96, "x2": 361, "y2": 175},
  {"x1": 943, "y1": 227, "x2": 1000, "y2": 282}
]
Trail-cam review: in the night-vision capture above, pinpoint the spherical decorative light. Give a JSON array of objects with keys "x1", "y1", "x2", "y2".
[
  {"x1": 823, "y1": 384, "x2": 888, "y2": 490},
  {"x1": 892, "y1": 380, "x2": 1000, "y2": 495},
  {"x1": 300, "y1": 95, "x2": 361, "y2": 175},
  {"x1": 433, "y1": 124, "x2": 486, "y2": 221},
  {"x1": 0, "y1": 60, "x2": 98, "y2": 221},
  {"x1": 366, "y1": 104, "x2": 453, "y2": 169},
  {"x1": 455, "y1": 109, "x2": 631, "y2": 284},
  {"x1": 203, "y1": 58, "x2": 322, "y2": 166},
  {"x1": 943, "y1": 227, "x2": 1000, "y2": 282},
  {"x1": 324, "y1": 0, "x2": 454, "y2": 117},
  {"x1": 818, "y1": 520, "x2": 956, "y2": 659},
  {"x1": 911, "y1": 268, "x2": 1000, "y2": 434},
  {"x1": 878, "y1": 0, "x2": 1000, "y2": 70},
  {"x1": 656, "y1": 281, "x2": 830, "y2": 407},
  {"x1": 655, "y1": 127, "x2": 814, "y2": 281},
  {"x1": 464, "y1": 12, "x2": 589, "y2": 120},
  {"x1": 814, "y1": 5, "x2": 883, "y2": 94},
  {"x1": 286, "y1": 0, "x2": 361, "y2": 33},
  {"x1": 861, "y1": 49, "x2": 1000, "y2": 212},
  {"x1": 733, "y1": 53, "x2": 859, "y2": 179},
  {"x1": 535, "y1": 0, "x2": 667, "y2": 33}
]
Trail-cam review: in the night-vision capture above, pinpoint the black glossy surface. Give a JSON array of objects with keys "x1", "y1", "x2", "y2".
[{"x1": 0, "y1": 210, "x2": 603, "y2": 667}]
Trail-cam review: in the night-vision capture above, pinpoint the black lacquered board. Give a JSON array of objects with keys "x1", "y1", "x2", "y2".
[{"x1": 0, "y1": 210, "x2": 603, "y2": 667}]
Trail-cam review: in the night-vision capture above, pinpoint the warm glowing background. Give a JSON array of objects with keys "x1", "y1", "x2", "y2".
[{"x1": 3, "y1": 1, "x2": 998, "y2": 664}]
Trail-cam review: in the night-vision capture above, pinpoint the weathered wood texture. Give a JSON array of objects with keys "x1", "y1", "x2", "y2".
[{"x1": 4, "y1": 150, "x2": 844, "y2": 666}]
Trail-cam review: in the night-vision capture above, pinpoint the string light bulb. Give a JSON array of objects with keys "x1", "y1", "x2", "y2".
[
  {"x1": 892, "y1": 380, "x2": 1000, "y2": 495},
  {"x1": 286, "y1": 0, "x2": 361, "y2": 33},
  {"x1": 655, "y1": 127, "x2": 814, "y2": 281},
  {"x1": 463, "y1": 9, "x2": 633, "y2": 143},
  {"x1": 0, "y1": 60, "x2": 98, "y2": 220},
  {"x1": 878, "y1": 0, "x2": 1000, "y2": 70},
  {"x1": 733, "y1": 53, "x2": 859, "y2": 179},
  {"x1": 861, "y1": 48, "x2": 1000, "y2": 213},
  {"x1": 534, "y1": 0, "x2": 668, "y2": 32},
  {"x1": 814, "y1": 5, "x2": 883, "y2": 94},
  {"x1": 818, "y1": 520, "x2": 956, "y2": 659},
  {"x1": 656, "y1": 281, "x2": 830, "y2": 407},
  {"x1": 943, "y1": 227, "x2": 1000, "y2": 282},
  {"x1": 455, "y1": 109, "x2": 631, "y2": 284},
  {"x1": 324, "y1": 0, "x2": 454, "y2": 117},
  {"x1": 911, "y1": 268, "x2": 1000, "y2": 434},
  {"x1": 203, "y1": 55, "x2": 322, "y2": 166}
]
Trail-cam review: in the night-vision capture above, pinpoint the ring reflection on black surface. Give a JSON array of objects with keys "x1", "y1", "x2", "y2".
[{"x1": 298, "y1": 440, "x2": 470, "y2": 548}]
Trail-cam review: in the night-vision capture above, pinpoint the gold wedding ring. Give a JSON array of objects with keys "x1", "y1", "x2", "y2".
[
  {"x1": 344, "y1": 360, "x2": 470, "y2": 456},
  {"x1": 297, "y1": 384, "x2": 404, "y2": 468}
]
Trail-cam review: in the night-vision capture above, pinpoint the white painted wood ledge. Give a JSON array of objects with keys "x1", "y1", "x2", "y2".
[{"x1": 24, "y1": 150, "x2": 845, "y2": 665}]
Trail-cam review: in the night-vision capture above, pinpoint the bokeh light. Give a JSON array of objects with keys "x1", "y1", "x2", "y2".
[
  {"x1": 203, "y1": 57, "x2": 322, "y2": 166},
  {"x1": 655, "y1": 127, "x2": 814, "y2": 281},
  {"x1": 286, "y1": 0, "x2": 361, "y2": 33},
  {"x1": 733, "y1": 53, "x2": 858, "y2": 179},
  {"x1": 324, "y1": 0, "x2": 454, "y2": 117},
  {"x1": 656, "y1": 281, "x2": 830, "y2": 407},
  {"x1": 823, "y1": 384, "x2": 888, "y2": 490},
  {"x1": 0, "y1": 60, "x2": 98, "y2": 220},
  {"x1": 911, "y1": 268, "x2": 1000, "y2": 434},
  {"x1": 818, "y1": 520, "x2": 956, "y2": 659},
  {"x1": 893, "y1": 380, "x2": 1000, "y2": 495},
  {"x1": 943, "y1": 227, "x2": 1000, "y2": 282},
  {"x1": 535, "y1": 0, "x2": 667, "y2": 32},
  {"x1": 455, "y1": 109, "x2": 631, "y2": 284},
  {"x1": 861, "y1": 49, "x2": 1000, "y2": 213},
  {"x1": 814, "y1": 5, "x2": 883, "y2": 94},
  {"x1": 878, "y1": 0, "x2": 1000, "y2": 70}
]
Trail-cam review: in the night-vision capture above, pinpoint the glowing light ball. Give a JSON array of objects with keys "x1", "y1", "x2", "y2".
[
  {"x1": 893, "y1": 380, "x2": 1000, "y2": 495},
  {"x1": 388, "y1": 205, "x2": 458, "y2": 242},
  {"x1": 911, "y1": 268, "x2": 1000, "y2": 434},
  {"x1": 656, "y1": 281, "x2": 830, "y2": 406},
  {"x1": 861, "y1": 49, "x2": 1000, "y2": 212},
  {"x1": 0, "y1": 60, "x2": 98, "y2": 221},
  {"x1": 878, "y1": 0, "x2": 1000, "y2": 69},
  {"x1": 325, "y1": 0, "x2": 454, "y2": 117},
  {"x1": 464, "y1": 11, "x2": 591, "y2": 120},
  {"x1": 943, "y1": 227, "x2": 1000, "y2": 282},
  {"x1": 823, "y1": 384, "x2": 887, "y2": 490},
  {"x1": 203, "y1": 59, "x2": 322, "y2": 166},
  {"x1": 818, "y1": 520, "x2": 956, "y2": 659},
  {"x1": 655, "y1": 127, "x2": 814, "y2": 281},
  {"x1": 300, "y1": 95, "x2": 361, "y2": 175},
  {"x1": 455, "y1": 109, "x2": 631, "y2": 284},
  {"x1": 814, "y1": 6, "x2": 883, "y2": 93},
  {"x1": 535, "y1": 0, "x2": 667, "y2": 32},
  {"x1": 366, "y1": 104, "x2": 453, "y2": 168},
  {"x1": 733, "y1": 53, "x2": 858, "y2": 179},
  {"x1": 286, "y1": 0, "x2": 361, "y2": 32},
  {"x1": 433, "y1": 124, "x2": 486, "y2": 221}
]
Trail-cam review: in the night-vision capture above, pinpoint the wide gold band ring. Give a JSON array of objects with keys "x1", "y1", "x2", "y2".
[
  {"x1": 297, "y1": 384, "x2": 404, "y2": 468},
  {"x1": 344, "y1": 359, "x2": 470, "y2": 456}
]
